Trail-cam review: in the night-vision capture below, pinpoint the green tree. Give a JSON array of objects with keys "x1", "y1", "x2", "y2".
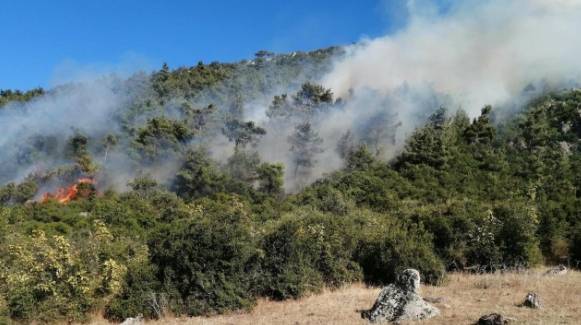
[
  {"x1": 345, "y1": 145, "x2": 375, "y2": 171},
  {"x1": 361, "y1": 111, "x2": 401, "y2": 156},
  {"x1": 266, "y1": 94, "x2": 293, "y2": 119},
  {"x1": 172, "y1": 149, "x2": 225, "y2": 200},
  {"x1": 222, "y1": 120, "x2": 266, "y2": 151},
  {"x1": 292, "y1": 82, "x2": 333, "y2": 114},
  {"x1": 66, "y1": 132, "x2": 97, "y2": 173},
  {"x1": 288, "y1": 122, "x2": 324, "y2": 180},
  {"x1": 464, "y1": 106, "x2": 495, "y2": 145},
  {"x1": 257, "y1": 163, "x2": 284, "y2": 196},
  {"x1": 134, "y1": 117, "x2": 193, "y2": 161}
]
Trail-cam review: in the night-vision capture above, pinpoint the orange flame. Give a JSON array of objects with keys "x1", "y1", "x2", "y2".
[{"x1": 41, "y1": 178, "x2": 95, "y2": 204}]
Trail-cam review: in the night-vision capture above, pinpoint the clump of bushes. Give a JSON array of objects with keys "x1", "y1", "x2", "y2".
[
  {"x1": 145, "y1": 198, "x2": 261, "y2": 316},
  {"x1": 260, "y1": 210, "x2": 362, "y2": 299},
  {"x1": 259, "y1": 209, "x2": 445, "y2": 300},
  {"x1": 104, "y1": 204, "x2": 448, "y2": 320},
  {"x1": 104, "y1": 247, "x2": 162, "y2": 321},
  {"x1": 353, "y1": 212, "x2": 445, "y2": 285},
  {"x1": 0, "y1": 221, "x2": 127, "y2": 322}
]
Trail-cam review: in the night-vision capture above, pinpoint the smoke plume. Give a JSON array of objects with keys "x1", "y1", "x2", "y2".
[
  {"x1": 2, "y1": 0, "x2": 581, "y2": 193},
  {"x1": 323, "y1": 0, "x2": 581, "y2": 116}
]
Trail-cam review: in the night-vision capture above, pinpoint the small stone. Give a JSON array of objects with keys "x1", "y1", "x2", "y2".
[
  {"x1": 361, "y1": 269, "x2": 440, "y2": 323},
  {"x1": 520, "y1": 292, "x2": 542, "y2": 309},
  {"x1": 477, "y1": 313, "x2": 507, "y2": 325},
  {"x1": 544, "y1": 265, "x2": 567, "y2": 276},
  {"x1": 120, "y1": 315, "x2": 144, "y2": 325}
]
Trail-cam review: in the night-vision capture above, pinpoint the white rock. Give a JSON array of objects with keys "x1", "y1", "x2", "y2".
[
  {"x1": 361, "y1": 269, "x2": 440, "y2": 322},
  {"x1": 120, "y1": 315, "x2": 144, "y2": 325}
]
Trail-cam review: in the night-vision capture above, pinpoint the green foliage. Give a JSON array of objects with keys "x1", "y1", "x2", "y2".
[
  {"x1": 464, "y1": 106, "x2": 495, "y2": 144},
  {"x1": 292, "y1": 82, "x2": 333, "y2": 113},
  {"x1": 288, "y1": 122, "x2": 324, "y2": 181},
  {"x1": 0, "y1": 222, "x2": 127, "y2": 322},
  {"x1": 133, "y1": 117, "x2": 193, "y2": 162},
  {"x1": 0, "y1": 180, "x2": 38, "y2": 204},
  {"x1": 571, "y1": 223, "x2": 581, "y2": 267},
  {"x1": 345, "y1": 145, "x2": 376, "y2": 171},
  {"x1": 222, "y1": 120, "x2": 266, "y2": 150},
  {"x1": 1, "y1": 50, "x2": 580, "y2": 323},
  {"x1": 397, "y1": 121, "x2": 447, "y2": 170},
  {"x1": 0, "y1": 88, "x2": 45, "y2": 108},
  {"x1": 493, "y1": 203, "x2": 543, "y2": 266},
  {"x1": 172, "y1": 149, "x2": 226, "y2": 200},
  {"x1": 67, "y1": 132, "x2": 98, "y2": 174},
  {"x1": 260, "y1": 211, "x2": 361, "y2": 299},
  {"x1": 105, "y1": 246, "x2": 161, "y2": 321},
  {"x1": 148, "y1": 199, "x2": 260, "y2": 316},
  {"x1": 354, "y1": 213, "x2": 445, "y2": 285},
  {"x1": 256, "y1": 163, "x2": 284, "y2": 197},
  {"x1": 267, "y1": 82, "x2": 334, "y2": 120}
]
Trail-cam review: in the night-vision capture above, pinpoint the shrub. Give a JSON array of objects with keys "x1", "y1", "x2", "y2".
[
  {"x1": 353, "y1": 212, "x2": 445, "y2": 285},
  {"x1": 295, "y1": 184, "x2": 354, "y2": 215},
  {"x1": 0, "y1": 218, "x2": 140, "y2": 323},
  {"x1": 147, "y1": 199, "x2": 261, "y2": 316},
  {"x1": 105, "y1": 247, "x2": 162, "y2": 321},
  {"x1": 1, "y1": 232, "x2": 98, "y2": 321},
  {"x1": 260, "y1": 211, "x2": 362, "y2": 299},
  {"x1": 494, "y1": 203, "x2": 543, "y2": 267},
  {"x1": 570, "y1": 223, "x2": 581, "y2": 268}
]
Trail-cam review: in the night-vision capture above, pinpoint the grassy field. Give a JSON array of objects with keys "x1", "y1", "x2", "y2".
[{"x1": 90, "y1": 269, "x2": 581, "y2": 325}]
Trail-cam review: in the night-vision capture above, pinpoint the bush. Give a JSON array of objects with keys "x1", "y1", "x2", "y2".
[
  {"x1": 353, "y1": 212, "x2": 445, "y2": 285},
  {"x1": 260, "y1": 210, "x2": 362, "y2": 300},
  {"x1": 494, "y1": 203, "x2": 543, "y2": 267},
  {"x1": 0, "y1": 223, "x2": 127, "y2": 323},
  {"x1": 294, "y1": 184, "x2": 354, "y2": 215},
  {"x1": 105, "y1": 249, "x2": 161, "y2": 321},
  {"x1": 147, "y1": 199, "x2": 261, "y2": 316},
  {"x1": 570, "y1": 223, "x2": 581, "y2": 268}
]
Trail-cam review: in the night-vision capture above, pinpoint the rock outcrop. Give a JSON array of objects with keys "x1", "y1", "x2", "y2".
[
  {"x1": 520, "y1": 292, "x2": 542, "y2": 309},
  {"x1": 361, "y1": 269, "x2": 440, "y2": 323},
  {"x1": 120, "y1": 315, "x2": 144, "y2": 325},
  {"x1": 477, "y1": 313, "x2": 508, "y2": 325},
  {"x1": 544, "y1": 265, "x2": 567, "y2": 276}
]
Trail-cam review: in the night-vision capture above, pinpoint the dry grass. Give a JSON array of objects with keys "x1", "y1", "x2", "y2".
[{"x1": 89, "y1": 269, "x2": 581, "y2": 325}]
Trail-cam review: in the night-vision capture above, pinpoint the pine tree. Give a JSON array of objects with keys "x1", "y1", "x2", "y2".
[
  {"x1": 222, "y1": 120, "x2": 266, "y2": 151},
  {"x1": 288, "y1": 122, "x2": 324, "y2": 179}
]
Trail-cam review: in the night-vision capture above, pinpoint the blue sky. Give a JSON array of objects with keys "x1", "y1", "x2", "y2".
[{"x1": 0, "y1": 0, "x2": 415, "y2": 90}]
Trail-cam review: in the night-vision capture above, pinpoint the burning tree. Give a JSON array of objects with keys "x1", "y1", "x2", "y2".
[{"x1": 41, "y1": 178, "x2": 96, "y2": 204}]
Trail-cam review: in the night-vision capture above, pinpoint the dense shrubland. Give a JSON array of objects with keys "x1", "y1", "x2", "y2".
[{"x1": 0, "y1": 48, "x2": 579, "y2": 323}]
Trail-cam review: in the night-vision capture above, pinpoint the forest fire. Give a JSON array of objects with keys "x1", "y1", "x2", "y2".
[{"x1": 41, "y1": 178, "x2": 96, "y2": 204}]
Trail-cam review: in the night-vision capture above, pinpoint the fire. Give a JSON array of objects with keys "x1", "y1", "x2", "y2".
[{"x1": 41, "y1": 178, "x2": 96, "y2": 204}]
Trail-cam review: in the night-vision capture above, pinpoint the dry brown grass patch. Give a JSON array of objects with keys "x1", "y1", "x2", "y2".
[{"x1": 87, "y1": 269, "x2": 581, "y2": 325}]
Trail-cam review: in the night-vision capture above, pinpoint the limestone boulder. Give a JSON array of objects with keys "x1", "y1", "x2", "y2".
[
  {"x1": 520, "y1": 292, "x2": 542, "y2": 309},
  {"x1": 361, "y1": 269, "x2": 440, "y2": 323},
  {"x1": 544, "y1": 265, "x2": 567, "y2": 276}
]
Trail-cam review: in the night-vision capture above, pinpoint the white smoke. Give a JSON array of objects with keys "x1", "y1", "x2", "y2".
[
  {"x1": 0, "y1": 77, "x2": 130, "y2": 184},
  {"x1": 249, "y1": 0, "x2": 581, "y2": 190},
  {"x1": 4, "y1": 0, "x2": 581, "y2": 193},
  {"x1": 322, "y1": 0, "x2": 581, "y2": 116}
]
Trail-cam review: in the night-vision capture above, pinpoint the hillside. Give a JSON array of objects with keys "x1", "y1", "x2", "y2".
[{"x1": 0, "y1": 46, "x2": 579, "y2": 324}]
